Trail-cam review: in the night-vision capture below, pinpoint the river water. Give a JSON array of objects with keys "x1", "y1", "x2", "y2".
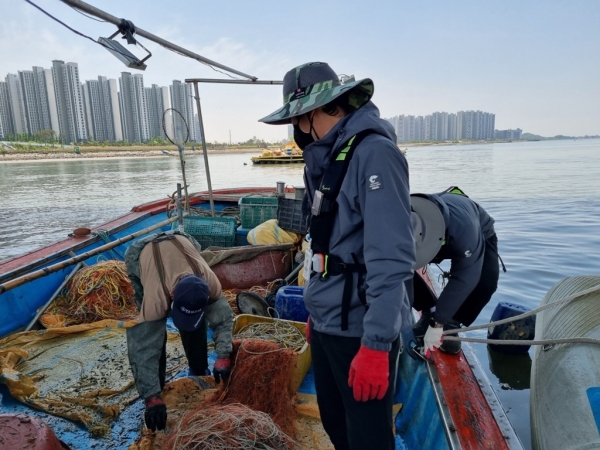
[{"x1": 1, "y1": 139, "x2": 600, "y2": 448}]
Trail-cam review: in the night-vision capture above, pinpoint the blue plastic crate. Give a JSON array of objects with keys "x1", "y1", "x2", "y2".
[
  {"x1": 235, "y1": 226, "x2": 251, "y2": 246},
  {"x1": 174, "y1": 216, "x2": 237, "y2": 249}
]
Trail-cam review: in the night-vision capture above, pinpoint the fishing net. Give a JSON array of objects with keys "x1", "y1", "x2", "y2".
[
  {"x1": 215, "y1": 338, "x2": 298, "y2": 437},
  {"x1": 41, "y1": 260, "x2": 138, "y2": 328},
  {"x1": 0, "y1": 320, "x2": 186, "y2": 437},
  {"x1": 235, "y1": 321, "x2": 306, "y2": 352},
  {"x1": 163, "y1": 403, "x2": 301, "y2": 450}
]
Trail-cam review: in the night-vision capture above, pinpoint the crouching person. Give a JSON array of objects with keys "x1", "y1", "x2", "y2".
[{"x1": 124, "y1": 230, "x2": 234, "y2": 431}]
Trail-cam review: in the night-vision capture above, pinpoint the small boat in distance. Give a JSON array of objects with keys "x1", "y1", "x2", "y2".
[{"x1": 251, "y1": 141, "x2": 304, "y2": 164}]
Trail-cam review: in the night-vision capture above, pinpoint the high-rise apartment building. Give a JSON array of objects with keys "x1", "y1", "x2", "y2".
[
  {"x1": 146, "y1": 84, "x2": 168, "y2": 139},
  {"x1": 194, "y1": 114, "x2": 202, "y2": 143},
  {"x1": 119, "y1": 72, "x2": 149, "y2": 143},
  {"x1": 0, "y1": 81, "x2": 16, "y2": 137},
  {"x1": 170, "y1": 80, "x2": 197, "y2": 142},
  {"x1": 386, "y1": 110, "x2": 495, "y2": 142},
  {"x1": 42, "y1": 68, "x2": 60, "y2": 137},
  {"x1": 51, "y1": 61, "x2": 87, "y2": 143},
  {"x1": 108, "y1": 79, "x2": 123, "y2": 142},
  {"x1": 83, "y1": 76, "x2": 122, "y2": 142},
  {"x1": 457, "y1": 111, "x2": 495, "y2": 140},
  {"x1": 9, "y1": 66, "x2": 55, "y2": 136},
  {"x1": 18, "y1": 70, "x2": 42, "y2": 134},
  {"x1": 495, "y1": 128, "x2": 522, "y2": 140},
  {"x1": 6, "y1": 74, "x2": 28, "y2": 135}
]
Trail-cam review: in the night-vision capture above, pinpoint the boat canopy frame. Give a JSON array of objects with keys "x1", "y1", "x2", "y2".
[
  {"x1": 184, "y1": 78, "x2": 283, "y2": 215},
  {"x1": 56, "y1": 0, "x2": 284, "y2": 215}
]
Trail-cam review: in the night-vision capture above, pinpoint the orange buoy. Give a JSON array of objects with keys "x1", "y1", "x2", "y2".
[{"x1": 72, "y1": 227, "x2": 91, "y2": 236}]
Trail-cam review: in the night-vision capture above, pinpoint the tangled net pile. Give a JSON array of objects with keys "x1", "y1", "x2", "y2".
[
  {"x1": 46, "y1": 260, "x2": 138, "y2": 325},
  {"x1": 216, "y1": 329, "x2": 302, "y2": 436},
  {"x1": 235, "y1": 321, "x2": 306, "y2": 352},
  {"x1": 163, "y1": 403, "x2": 300, "y2": 450}
]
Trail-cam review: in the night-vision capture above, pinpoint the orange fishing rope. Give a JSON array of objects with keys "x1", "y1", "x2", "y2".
[{"x1": 48, "y1": 260, "x2": 138, "y2": 325}]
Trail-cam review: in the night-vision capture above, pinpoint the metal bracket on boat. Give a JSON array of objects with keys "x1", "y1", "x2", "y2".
[{"x1": 408, "y1": 340, "x2": 432, "y2": 364}]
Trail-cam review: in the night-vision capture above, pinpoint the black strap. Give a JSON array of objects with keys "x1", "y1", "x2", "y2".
[
  {"x1": 327, "y1": 253, "x2": 368, "y2": 331},
  {"x1": 310, "y1": 130, "x2": 372, "y2": 255},
  {"x1": 152, "y1": 239, "x2": 172, "y2": 300}
]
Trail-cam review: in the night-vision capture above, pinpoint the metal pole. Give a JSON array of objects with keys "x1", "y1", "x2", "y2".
[
  {"x1": 176, "y1": 183, "x2": 184, "y2": 230},
  {"x1": 192, "y1": 81, "x2": 215, "y2": 216},
  {"x1": 178, "y1": 147, "x2": 190, "y2": 212},
  {"x1": 58, "y1": 0, "x2": 257, "y2": 81},
  {"x1": 185, "y1": 78, "x2": 282, "y2": 85},
  {"x1": 25, "y1": 262, "x2": 83, "y2": 331},
  {"x1": 0, "y1": 215, "x2": 181, "y2": 294}
]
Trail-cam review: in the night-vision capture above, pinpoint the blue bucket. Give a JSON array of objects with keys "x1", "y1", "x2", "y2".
[{"x1": 275, "y1": 286, "x2": 308, "y2": 322}]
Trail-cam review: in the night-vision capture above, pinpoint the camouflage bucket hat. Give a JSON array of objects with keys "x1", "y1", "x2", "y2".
[{"x1": 259, "y1": 62, "x2": 374, "y2": 125}]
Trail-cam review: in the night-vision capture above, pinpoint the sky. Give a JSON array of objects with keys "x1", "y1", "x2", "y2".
[{"x1": 1, "y1": 0, "x2": 599, "y2": 143}]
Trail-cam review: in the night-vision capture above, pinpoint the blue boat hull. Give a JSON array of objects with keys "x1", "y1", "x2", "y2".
[{"x1": 0, "y1": 188, "x2": 518, "y2": 449}]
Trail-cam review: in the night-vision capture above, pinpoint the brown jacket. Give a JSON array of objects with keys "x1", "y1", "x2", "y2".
[{"x1": 138, "y1": 234, "x2": 222, "y2": 322}]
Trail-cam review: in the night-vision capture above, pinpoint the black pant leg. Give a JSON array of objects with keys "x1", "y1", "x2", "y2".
[
  {"x1": 412, "y1": 271, "x2": 437, "y2": 312},
  {"x1": 453, "y1": 234, "x2": 500, "y2": 326},
  {"x1": 178, "y1": 317, "x2": 209, "y2": 375},
  {"x1": 312, "y1": 328, "x2": 400, "y2": 450},
  {"x1": 311, "y1": 326, "x2": 352, "y2": 450}
]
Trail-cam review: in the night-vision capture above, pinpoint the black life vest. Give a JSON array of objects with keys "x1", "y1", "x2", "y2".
[{"x1": 308, "y1": 130, "x2": 373, "y2": 331}]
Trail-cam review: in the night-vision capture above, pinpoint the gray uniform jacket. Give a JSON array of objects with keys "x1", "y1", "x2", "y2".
[
  {"x1": 303, "y1": 102, "x2": 415, "y2": 352},
  {"x1": 424, "y1": 193, "x2": 496, "y2": 324},
  {"x1": 124, "y1": 230, "x2": 233, "y2": 399}
]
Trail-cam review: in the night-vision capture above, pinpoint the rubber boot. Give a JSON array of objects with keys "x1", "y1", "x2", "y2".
[
  {"x1": 440, "y1": 320, "x2": 462, "y2": 355},
  {"x1": 412, "y1": 310, "x2": 433, "y2": 348}
]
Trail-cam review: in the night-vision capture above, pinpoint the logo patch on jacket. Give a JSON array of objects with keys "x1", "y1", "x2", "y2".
[{"x1": 367, "y1": 174, "x2": 383, "y2": 191}]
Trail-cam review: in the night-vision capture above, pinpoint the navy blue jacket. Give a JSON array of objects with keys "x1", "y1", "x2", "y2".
[{"x1": 422, "y1": 193, "x2": 495, "y2": 324}]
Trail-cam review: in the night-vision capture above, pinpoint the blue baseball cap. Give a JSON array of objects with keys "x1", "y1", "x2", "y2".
[{"x1": 171, "y1": 275, "x2": 209, "y2": 331}]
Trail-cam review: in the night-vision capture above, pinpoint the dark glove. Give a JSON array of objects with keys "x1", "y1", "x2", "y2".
[
  {"x1": 144, "y1": 394, "x2": 167, "y2": 431},
  {"x1": 213, "y1": 357, "x2": 231, "y2": 384}
]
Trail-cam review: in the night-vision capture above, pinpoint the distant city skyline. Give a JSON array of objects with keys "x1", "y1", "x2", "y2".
[
  {"x1": 3, "y1": 1, "x2": 598, "y2": 142},
  {"x1": 0, "y1": 57, "x2": 588, "y2": 144},
  {"x1": 0, "y1": 59, "x2": 202, "y2": 144},
  {"x1": 385, "y1": 111, "x2": 496, "y2": 142}
]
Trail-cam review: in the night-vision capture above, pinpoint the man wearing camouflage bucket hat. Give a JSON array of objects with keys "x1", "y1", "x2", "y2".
[{"x1": 260, "y1": 62, "x2": 415, "y2": 450}]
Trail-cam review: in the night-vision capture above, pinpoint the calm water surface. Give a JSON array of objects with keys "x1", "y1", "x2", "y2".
[{"x1": 2, "y1": 139, "x2": 600, "y2": 448}]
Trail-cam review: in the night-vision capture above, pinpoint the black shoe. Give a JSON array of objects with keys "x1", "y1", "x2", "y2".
[
  {"x1": 412, "y1": 310, "x2": 433, "y2": 347},
  {"x1": 440, "y1": 321, "x2": 462, "y2": 355}
]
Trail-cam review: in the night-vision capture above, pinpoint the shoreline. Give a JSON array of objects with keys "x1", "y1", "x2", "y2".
[
  {"x1": 0, "y1": 138, "x2": 575, "y2": 162},
  {"x1": 0, "y1": 147, "x2": 262, "y2": 162}
]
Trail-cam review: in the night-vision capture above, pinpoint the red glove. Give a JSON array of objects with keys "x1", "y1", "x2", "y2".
[
  {"x1": 306, "y1": 317, "x2": 311, "y2": 344},
  {"x1": 144, "y1": 394, "x2": 167, "y2": 431},
  {"x1": 348, "y1": 346, "x2": 390, "y2": 402},
  {"x1": 213, "y1": 357, "x2": 231, "y2": 384}
]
